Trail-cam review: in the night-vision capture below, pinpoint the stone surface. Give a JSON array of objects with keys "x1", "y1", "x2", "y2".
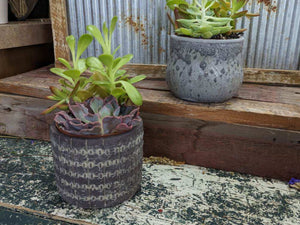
[
  {"x1": 166, "y1": 35, "x2": 244, "y2": 103},
  {"x1": 0, "y1": 137, "x2": 299, "y2": 224}
]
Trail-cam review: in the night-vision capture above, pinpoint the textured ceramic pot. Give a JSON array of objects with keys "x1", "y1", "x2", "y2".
[
  {"x1": 0, "y1": 0, "x2": 8, "y2": 24},
  {"x1": 50, "y1": 121, "x2": 144, "y2": 209},
  {"x1": 166, "y1": 35, "x2": 244, "y2": 103}
]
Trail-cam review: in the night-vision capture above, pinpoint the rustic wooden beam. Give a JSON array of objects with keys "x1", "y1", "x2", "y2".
[
  {"x1": 123, "y1": 64, "x2": 300, "y2": 86},
  {"x1": 49, "y1": 0, "x2": 70, "y2": 63},
  {"x1": 244, "y1": 68, "x2": 300, "y2": 86},
  {"x1": 0, "y1": 67, "x2": 299, "y2": 131},
  {"x1": 0, "y1": 44, "x2": 54, "y2": 79},
  {"x1": 142, "y1": 112, "x2": 300, "y2": 181},
  {"x1": 139, "y1": 88, "x2": 300, "y2": 131},
  {"x1": 0, "y1": 20, "x2": 53, "y2": 50},
  {"x1": 0, "y1": 92, "x2": 298, "y2": 180}
]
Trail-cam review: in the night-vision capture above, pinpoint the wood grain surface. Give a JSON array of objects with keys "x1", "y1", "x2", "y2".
[
  {"x1": 0, "y1": 20, "x2": 53, "y2": 50},
  {"x1": 49, "y1": 0, "x2": 70, "y2": 63},
  {"x1": 0, "y1": 67, "x2": 299, "y2": 131},
  {"x1": 0, "y1": 92, "x2": 299, "y2": 180}
]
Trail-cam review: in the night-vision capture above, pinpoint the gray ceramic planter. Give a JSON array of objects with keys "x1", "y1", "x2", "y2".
[
  {"x1": 50, "y1": 121, "x2": 144, "y2": 209},
  {"x1": 166, "y1": 35, "x2": 244, "y2": 103}
]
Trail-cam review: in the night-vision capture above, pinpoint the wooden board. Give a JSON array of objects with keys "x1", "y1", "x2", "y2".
[
  {"x1": 142, "y1": 113, "x2": 300, "y2": 181},
  {"x1": 0, "y1": 92, "x2": 299, "y2": 180},
  {"x1": 0, "y1": 94, "x2": 54, "y2": 140},
  {"x1": 123, "y1": 64, "x2": 300, "y2": 86},
  {"x1": 0, "y1": 44, "x2": 54, "y2": 79},
  {"x1": 0, "y1": 20, "x2": 53, "y2": 50},
  {"x1": 49, "y1": 0, "x2": 70, "y2": 62},
  {"x1": 0, "y1": 67, "x2": 299, "y2": 131}
]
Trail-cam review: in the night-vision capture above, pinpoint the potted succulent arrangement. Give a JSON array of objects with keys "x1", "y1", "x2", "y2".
[
  {"x1": 166, "y1": 0, "x2": 259, "y2": 103},
  {"x1": 42, "y1": 17, "x2": 146, "y2": 209}
]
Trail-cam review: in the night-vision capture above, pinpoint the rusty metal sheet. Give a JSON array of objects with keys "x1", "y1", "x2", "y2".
[{"x1": 66, "y1": 0, "x2": 299, "y2": 70}]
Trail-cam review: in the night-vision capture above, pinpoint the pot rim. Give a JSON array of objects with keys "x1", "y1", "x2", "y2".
[
  {"x1": 170, "y1": 34, "x2": 244, "y2": 44},
  {"x1": 53, "y1": 119, "x2": 143, "y2": 139}
]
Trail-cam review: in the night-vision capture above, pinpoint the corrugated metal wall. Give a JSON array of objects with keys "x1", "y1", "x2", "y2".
[{"x1": 66, "y1": 0, "x2": 300, "y2": 70}]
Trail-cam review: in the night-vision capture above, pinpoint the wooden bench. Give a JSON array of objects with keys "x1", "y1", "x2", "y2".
[{"x1": 0, "y1": 65, "x2": 299, "y2": 181}]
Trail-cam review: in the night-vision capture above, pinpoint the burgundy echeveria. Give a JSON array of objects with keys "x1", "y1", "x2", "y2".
[{"x1": 54, "y1": 96, "x2": 141, "y2": 136}]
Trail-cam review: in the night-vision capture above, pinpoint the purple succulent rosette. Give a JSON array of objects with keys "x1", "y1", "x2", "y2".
[
  {"x1": 288, "y1": 178, "x2": 300, "y2": 191},
  {"x1": 54, "y1": 96, "x2": 142, "y2": 137}
]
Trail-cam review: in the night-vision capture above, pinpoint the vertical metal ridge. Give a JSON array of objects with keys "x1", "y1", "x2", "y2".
[{"x1": 66, "y1": 0, "x2": 300, "y2": 70}]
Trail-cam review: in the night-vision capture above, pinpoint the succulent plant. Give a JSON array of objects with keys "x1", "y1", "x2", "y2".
[
  {"x1": 54, "y1": 96, "x2": 141, "y2": 136},
  {"x1": 86, "y1": 17, "x2": 146, "y2": 106},
  {"x1": 42, "y1": 34, "x2": 94, "y2": 114},
  {"x1": 166, "y1": 0, "x2": 259, "y2": 39},
  {"x1": 42, "y1": 17, "x2": 146, "y2": 115}
]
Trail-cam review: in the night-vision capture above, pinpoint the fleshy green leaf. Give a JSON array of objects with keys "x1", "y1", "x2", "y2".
[
  {"x1": 50, "y1": 86, "x2": 67, "y2": 99},
  {"x1": 111, "y1": 88, "x2": 126, "y2": 98},
  {"x1": 113, "y1": 45, "x2": 121, "y2": 56},
  {"x1": 87, "y1": 25, "x2": 106, "y2": 51},
  {"x1": 112, "y1": 54, "x2": 133, "y2": 74},
  {"x1": 63, "y1": 69, "x2": 81, "y2": 80},
  {"x1": 118, "y1": 81, "x2": 143, "y2": 106},
  {"x1": 78, "y1": 59, "x2": 87, "y2": 74},
  {"x1": 115, "y1": 70, "x2": 127, "y2": 79},
  {"x1": 58, "y1": 58, "x2": 72, "y2": 69},
  {"x1": 232, "y1": 0, "x2": 248, "y2": 13},
  {"x1": 128, "y1": 75, "x2": 147, "y2": 84},
  {"x1": 76, "y1": 34, "x2": 93, "y2": 61},
  {"x1": 103, "y1": 22, "x2": 109, "y2": 44},
  {"x1": 66, "y1": 35, "x2": 76, "y2": 57},
  {"x1": 87, "y1": 57, "x2": 104, "y2": 71},
  {"x1": 99, "y1": 54, "x2": 114, "y2": 69},
  {"x1": 50, "y1": 68, "x2": 75, "y2": 85},
  {"x1": 167, "y1": 0, "x2": 189, "y2": 10},
  {"x1": 110, "y1": 16, "x2": 118, "y2": 36}
]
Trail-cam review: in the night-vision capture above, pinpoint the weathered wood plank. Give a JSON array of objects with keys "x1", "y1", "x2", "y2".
[
  {"x1": 0, "y1": 67, "x2": 299, "y2": 130},
  {"x1": 124, "y1": 64, "x2": 300, "y2": 86},
  {"x1": 142, "y1": 112, "x2": 300, "y2": 181},
  {"x1": 0, "y1": 94, "x2": 54, "y2": 140},
  {"x1": 0, "y1": 66, "x2": 55, "y2": 96},
  {"x1": 1, "y1": 68, "x2": 299, "y2": 106},
  {"x1": 0, "y1": 45, "x2": 54, "y2": 79},
  {"x1": 0, "y1": 20, "x2": 53, "y2": 50},
  {"x1": 3, "y1": 69, "x2": 299, "y2": 106},
  {"x1": 49, "y1": 0, "x2": 70, "y2": 63},
  {"x1": 244, "y1": 68, "x2": 300, "y2": 86},
  {"x1": 135, "y1": 80, "x2": 300, "y2": 106},
  {"x1": 0, "y1": 92, "x2": 299, "y2": 180},
  {"x1": 140, "y1": 88, "x2": 300, "y2": 131}
]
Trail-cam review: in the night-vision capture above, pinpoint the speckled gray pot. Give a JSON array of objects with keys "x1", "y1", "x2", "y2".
[
  {"x1": 166, "y1": 35, "x2": 244, "y2": 103},
  {"x1": 50, "y1": 121, "x2": 144, "y2": 209}
]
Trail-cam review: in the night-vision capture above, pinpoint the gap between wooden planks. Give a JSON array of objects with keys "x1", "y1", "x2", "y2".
[{"x1": 0, "y1": 66, "x2": 299, "y2": 131}]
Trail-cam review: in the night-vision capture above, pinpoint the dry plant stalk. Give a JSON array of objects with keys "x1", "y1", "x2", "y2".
[{"x1": 8, "y1": 0, "x2": 38, "y2": 20}]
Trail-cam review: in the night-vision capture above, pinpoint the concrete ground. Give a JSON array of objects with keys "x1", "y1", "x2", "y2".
[{"x1": 0, "y1": 137, "x2": 299, "y2": 225}]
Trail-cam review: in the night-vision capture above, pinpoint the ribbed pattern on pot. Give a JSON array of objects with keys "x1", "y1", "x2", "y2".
[{"x1": 50, "y1": 122, "x2": 144, "y2": 209}]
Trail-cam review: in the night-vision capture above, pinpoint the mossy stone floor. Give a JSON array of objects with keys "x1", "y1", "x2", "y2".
[{"x1": 0, "y1": 137, "x2": 299, "y2": 225}]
